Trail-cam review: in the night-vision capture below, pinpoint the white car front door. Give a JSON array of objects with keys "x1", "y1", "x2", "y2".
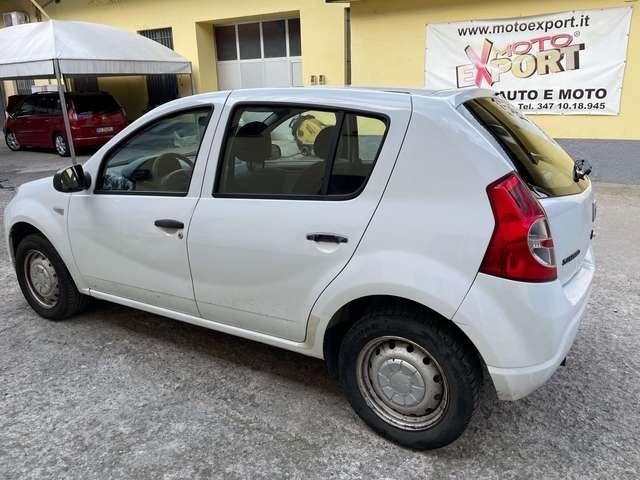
[
  {"x1": 188, "y1": 90, "x2": 411, "y2": 342},
  {"x1": 68, "y1": 106, "x2": 217, "y2": 315}
]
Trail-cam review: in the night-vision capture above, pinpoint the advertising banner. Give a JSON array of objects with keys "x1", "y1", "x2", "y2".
[{"x1": 425, "y1": 7, "x2": 632, "y2": 114}]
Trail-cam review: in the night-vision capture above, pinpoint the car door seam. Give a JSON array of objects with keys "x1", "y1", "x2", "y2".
[
  {"x1": 185, "y1": 200, "x2": 203, "y2": 317},
  {"x1": 64, "y1": 192, "x2": 88, "y2": 290},
  {"x1": 194, "y1": 91, "x2": 232, "y2": 199},
  {"x1": 186, "y1": 90, "x2": 233, "y2": 317}
]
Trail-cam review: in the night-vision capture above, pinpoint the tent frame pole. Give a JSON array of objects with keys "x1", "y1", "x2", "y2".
[
  {"x1": 29, "y1": 0, "x2": 51, "y2": 20},
  {"x1": 53, "y1": 59, "x2": 77, "y2": 165}
]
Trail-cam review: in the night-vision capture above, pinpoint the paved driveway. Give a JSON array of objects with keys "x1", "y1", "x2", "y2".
[{"x1": 1, "y1": 145, "x2": 639, "y2": 479}]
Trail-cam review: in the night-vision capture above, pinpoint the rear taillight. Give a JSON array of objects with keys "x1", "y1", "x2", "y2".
[{"x1": 480, "y1": 172, "x2": 557, "y2": 282}]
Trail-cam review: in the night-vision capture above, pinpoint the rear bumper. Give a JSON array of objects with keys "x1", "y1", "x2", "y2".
[
  {"x1": 485, "y1": 296, "x2": 585, "y2": 400},
  {"x1": 453, "y1": 245, "x2": 595, "y2": 400}
]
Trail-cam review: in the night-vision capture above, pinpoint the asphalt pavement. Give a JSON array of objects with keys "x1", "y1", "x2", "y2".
[{"x1": 1, "y1": 144, "x2": 639, "y2": 479}]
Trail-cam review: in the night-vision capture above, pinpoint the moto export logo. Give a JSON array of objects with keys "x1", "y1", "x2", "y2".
[{"x1": 456, "y1": 34, "x2": 586, "y2": 88}]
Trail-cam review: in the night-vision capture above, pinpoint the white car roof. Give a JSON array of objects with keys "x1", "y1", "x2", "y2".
[{"x1": 153, "y1": 86, "x2": 495, "y2": 116}]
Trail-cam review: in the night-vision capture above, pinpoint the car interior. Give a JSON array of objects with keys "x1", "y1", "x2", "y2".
[
  {"x1": 96, "y1": 105, "x2": 386, "y2": 197},
  {"x1": 218, "y1": 107, "x2": 386, "y2": 197},
  {"x1": 99, "y1": 109, "x2": 210, "y2": 194}
]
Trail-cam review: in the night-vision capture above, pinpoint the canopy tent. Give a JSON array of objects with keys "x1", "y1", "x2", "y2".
[{"x1": 0, "y1": 20, "x2": 194, "y2": 163}]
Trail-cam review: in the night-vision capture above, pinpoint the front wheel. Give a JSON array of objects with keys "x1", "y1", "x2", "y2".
[
  {"x1": 5, "y1": 131, "x2": 21, "y2": 151},
  {"x1": 15, "y1": 234, "x2": 88, "y2": 320},
  {"x1": 53, "y1": 133, "x2": 70, "y2": 157},
  {"x1": 339, "y1": 306, "x2": 482, "y2": 449}
]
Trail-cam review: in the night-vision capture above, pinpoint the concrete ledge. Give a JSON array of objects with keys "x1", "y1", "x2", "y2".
[{"x1": 557, "y1": 139, "x2": 640, "y2": 184}]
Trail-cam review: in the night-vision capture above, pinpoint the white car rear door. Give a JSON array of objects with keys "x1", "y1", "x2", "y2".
[{"x1": 188, "y1": 89, "x2": 411, "y2": 342}]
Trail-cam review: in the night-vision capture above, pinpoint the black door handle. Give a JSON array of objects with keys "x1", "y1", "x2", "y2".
[
  {"x1": 306, "y1": 233, "x2": 348, "y2": 244},
  {"x1": 154, "y1": 219, "x2": 184, "y2": 229}
]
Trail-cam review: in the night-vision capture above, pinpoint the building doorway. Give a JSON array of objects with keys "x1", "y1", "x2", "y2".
[
  {"x1": 138, "y1": 27, "x2": 180, "y2": 108},
  {"x1": 73, "y1": 77, "x2": 99, "y2": 93}
]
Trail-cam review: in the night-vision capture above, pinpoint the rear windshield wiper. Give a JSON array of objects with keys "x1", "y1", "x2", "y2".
[{"x1": 573, "y1": 159, "x2": 592, "y2": 182}]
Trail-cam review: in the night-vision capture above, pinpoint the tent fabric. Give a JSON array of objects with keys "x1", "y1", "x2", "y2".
[{"x1": 0, "y1": 20, "x2": 192, "y2": 79}]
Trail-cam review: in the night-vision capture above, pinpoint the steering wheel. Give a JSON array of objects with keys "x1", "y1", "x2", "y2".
[
  {"x1": 162, "y1": 168, "x2": 192, "y2": 190},
  {"x1": 153, "y1": 152, "x2": 194, "y2": 188},
  {"x1": 167, "y1": 152, "x2": 194, "y2": 169}
]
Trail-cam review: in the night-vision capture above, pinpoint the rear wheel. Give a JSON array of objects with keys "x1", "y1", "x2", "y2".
[
  {"x1": 339, "y1": 305, "x2": 482, "y2": 449},
  {"x1": 53, "y1": 133, "x2": 70, "y2": 157},
  {"x1": 5, "y1": 131, "x2": 21, "y2": 151},
  {"x1": 15, "y1": 234, "x2": 88, "y2": 320}
]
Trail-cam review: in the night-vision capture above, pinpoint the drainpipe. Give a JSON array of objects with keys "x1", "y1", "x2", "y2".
[{"x1": 190, "y1": 63, "x2": 196, "y2": 95}]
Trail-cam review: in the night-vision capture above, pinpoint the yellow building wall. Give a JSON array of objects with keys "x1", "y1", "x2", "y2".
[
  {"x1": 350, "y1": 0, "x2": 639, "y2": 140},
  {"x1": 40, "y1": 0, "x2": 346, "y2": 119}
]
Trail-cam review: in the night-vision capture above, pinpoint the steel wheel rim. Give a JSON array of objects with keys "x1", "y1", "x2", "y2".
[
  {"x1": 23, "y1": 249, "x2": 59, "y2": 308},
  {"x1": 357, "y1": 336, "x2": 449, "y2": 430},
  {"x1": 55, "y1": 136, "x2": 67, "y2": 155},
  {"x1": 6, "y1": 132, "x2": 19, "y2": 150}
]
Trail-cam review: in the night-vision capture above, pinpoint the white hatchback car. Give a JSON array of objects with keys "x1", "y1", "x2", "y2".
[{"x1": 4, "y1": 87, "x2": 595, "y2": 449}]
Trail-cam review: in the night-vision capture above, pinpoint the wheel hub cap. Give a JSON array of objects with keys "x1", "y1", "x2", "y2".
[
  {"x1": 7, "y1": 133, "x2": 19, "y2": 149},
  {"x1": 378, "y1": 359, "x2": 425, "y2": 407},
  {"x1": 24, "y1": 250, "x2": 59, "y2": 308},
  {"x1": 55, "y1": 136, "x2": 66, "y2": 154},
  {"x1": 357, "y1": 336, "x2": 449, "y2": 431}
]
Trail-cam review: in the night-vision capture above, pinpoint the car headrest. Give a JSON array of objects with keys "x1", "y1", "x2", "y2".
[
  {"x1": 232, "y1": 121, "x2": 272, "y2": 167},
  {"x1": 313, "y1": 126, "x2": 338, "y2": 160}
]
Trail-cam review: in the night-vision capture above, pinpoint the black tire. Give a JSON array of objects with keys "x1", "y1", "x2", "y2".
[
  {"x1": 5, "y1": 131, "x2": 21, "y2": 151},
  {"x1": 53, "y1": 133, "x2": 70, "y2": 157},
  {"x1": 15, "y1": 233, "x2": 89, "y2": 320},
  {"x1": 339, "y1": 304, "x2": 482, "y2": 450}
]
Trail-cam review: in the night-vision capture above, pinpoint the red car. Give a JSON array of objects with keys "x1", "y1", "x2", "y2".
[{"x1": 4, "y1": 92, "x2": 128, "y2": 156}]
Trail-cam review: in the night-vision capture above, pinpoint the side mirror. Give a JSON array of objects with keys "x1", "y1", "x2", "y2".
[{"x1": 53, "y1": 164, "x2": 91, "y2": 193}]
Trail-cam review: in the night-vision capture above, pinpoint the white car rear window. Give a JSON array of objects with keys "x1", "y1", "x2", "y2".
[{"x1": 466, "y1": 97, "x2": 589, "y2": 197}]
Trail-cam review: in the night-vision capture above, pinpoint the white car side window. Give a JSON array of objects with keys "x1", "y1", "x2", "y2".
[
  {"x1": 215, "y1": 105, "x2": 387, "y2": 198},
  {"x1": 97, "y1": 107, "x2": 211, "y2": 195}
]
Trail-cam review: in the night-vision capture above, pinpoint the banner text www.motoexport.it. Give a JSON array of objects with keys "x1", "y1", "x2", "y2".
[{"x1": 456, "y1": 13, "x2": 590, "y2": 37}]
